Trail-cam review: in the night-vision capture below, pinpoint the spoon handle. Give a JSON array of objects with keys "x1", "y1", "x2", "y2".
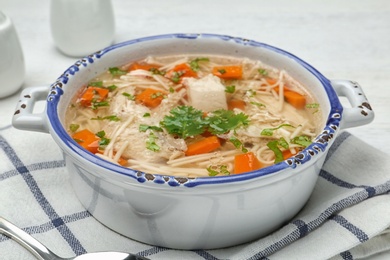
[{"x1": 0, "y1": 217, "x2": 60, "y2": 260}]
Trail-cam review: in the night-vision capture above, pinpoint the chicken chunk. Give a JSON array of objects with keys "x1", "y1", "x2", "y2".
[{"x1": 183, "y1": 74, "x2": 227, "y2": 112}]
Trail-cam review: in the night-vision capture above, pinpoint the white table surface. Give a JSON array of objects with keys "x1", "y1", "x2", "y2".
[{"x1": 1, "y1": 0, "x2": 389, "y2": 259}]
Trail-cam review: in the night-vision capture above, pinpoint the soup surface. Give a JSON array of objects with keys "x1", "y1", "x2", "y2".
[{"x1": 65, "y1": 54, "x2": 321, "y2": 177}]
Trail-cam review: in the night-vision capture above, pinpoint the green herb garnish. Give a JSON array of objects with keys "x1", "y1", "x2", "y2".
[
  {"x1": 96, "y1": 131, "x2": 110, "y2": 148},
  {"x1": 261, "y1": 124, "x2": 295, "y2": 136},
  {"x1": 218, "y1": 69, "x2": 226, "y2": 74},
  {"x1": 69, "y1": 124, "x2": 80, "y2": 132},
  {"x1": 96, "y1": 131, "x2": 106, "y2": 138},
  {"x1": 151, "y1": 92, "x2": 165, "y2": 99},
  {"x1": 246, "y1": 89, "x2": 256, "y2": 97},
  {"x1": 190, "y1": 57, "x2": 209, "y2": 71},
  {"x1": 122, "y1": 92, "x2": 135, "y2": 100},
  {"x1": 161, "y1": 106, "x2": 207, "y2": 139},
  {"x1": 89, "y1": 81, "x2": 103, "y2": 87},
  {"x1": 229, "y1": 136, "x2": 248, "y2": 153},
  {"x1": 207, "y1": 165, "x2": 230, "y2": 176},
  {"x1": 250, "y1": 101, "x2": 266, "y2": 108},
  {"x1": 90, "y1": 100, "x2": 109, "y2": 110},
  {"x1": 291, "y1": 135, "x2": 312, "y2": 147},
  {"x1": 225, "y1": 85, "x2": 236, "y2": 93},
  {"x1": 267, "y1": 140, "x2": 284, "y2": 163},
  {"x1": 171, "y1": 71, "x2": 184, "y2": 83},
  {"x1": 109, "y1": 67, "x2": 127, "y2": 76},
  {"x1": 306, "y1": 103, "x2": 319, "y2": 109},
  {"x1": 267, "y1": 137, "x2": 289, "y2": 163},
  {"x1": 258, "y1": 68, "x2": 268, "y2": 76},
  {"x1": 146, "y1": 132, "x2": 160, "y2": 152},
  {"x1": 149, "y1": 68, "x2": 165, "y2": 76},
  {"x1": 160, "y1": 106, "x2": 249, "y2": 139},
  {"x1": 106, "y1": 85, "x2": 118, "y2": 91},
  {"x1": 91, "y1": 115, "x2": 120, "y2": 122},
  {"x1": 143, "y1": 113, "x2": 151, "y2": 117},
  {"x1": 139, "y1": 124, "x2": 163, "y2": 132},
  {"x1": 206, "y1": 109, "x2": 249, "y2": 135}
]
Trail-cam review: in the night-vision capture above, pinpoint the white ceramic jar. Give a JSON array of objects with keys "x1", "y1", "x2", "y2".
[
  {"x1": 0, "y1": 11, "x2": 25, "y2": 98},
  {"x1": 50, "y1": 0, "x2": 115, "y2": 57}
]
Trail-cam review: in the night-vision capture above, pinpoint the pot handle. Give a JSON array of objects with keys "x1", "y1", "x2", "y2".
[
  {"x1": 331, "y1": 80, "x2": 374, "y2": 129},
  {"x1": 12, "y1": 86, "x2": 50, "y2": 133}
]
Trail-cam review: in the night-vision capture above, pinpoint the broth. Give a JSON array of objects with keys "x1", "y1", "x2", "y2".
[{"x1": 65, "y1": 54, "x2": 321, "y2": 177}]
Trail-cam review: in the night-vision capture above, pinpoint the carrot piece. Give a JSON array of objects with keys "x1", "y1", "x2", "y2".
[
  {"x1": 283, "y1": 91, "x2": 306, "y2": 109},
  {"x1": 165, "y1": 63, "x2": 197, "y2": 83},
  {"x1": 185, "y1": 136, "x2": 221, "y2": 156},
  {"x1": 265, "y1": 78, "x2": 278, "y2": 85},
  {"x1": 117, "y1": 156, "x2": 128, "y2": 166},
  {"x1": 79, "y1": 86, "x2": 109, "y2": 107},
  {"x1": 228, "y1": 99, "x2": 246, "y2": 111},
  {"x1": 135, "y1": 88, "x2": 167, "y2": 108},
  {"x1": 212, "y1": 65, "x2": 243, "y2": 80},
  {"x1": 72, "y1": 129, "x2": 100, "y2": 153},
  {"x1": 234, "y1": 152, "x2": 263, "y2": 174},
  {"x1": 273, "y1": 86, "x2": 306, "y2": 110},
  {"x1": 282, "y1": 150, "x2": 295, "y2": 160},
  {"x1": 128, "y1": 62, "x2": 160, "y2": 71}
]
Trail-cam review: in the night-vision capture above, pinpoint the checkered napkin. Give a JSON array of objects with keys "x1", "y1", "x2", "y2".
[{"x1": 1, "y1": 124, "x2": 390, "y2": 260}]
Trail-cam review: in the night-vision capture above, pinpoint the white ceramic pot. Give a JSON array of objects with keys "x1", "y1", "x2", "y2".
[{"x1": 12, "y1": 34, "x2": 374, "y2": 250}]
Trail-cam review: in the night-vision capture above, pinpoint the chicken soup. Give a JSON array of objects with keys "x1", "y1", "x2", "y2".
[{"x1": 65, "y1": 54, "x2": 321, "y2": 177}]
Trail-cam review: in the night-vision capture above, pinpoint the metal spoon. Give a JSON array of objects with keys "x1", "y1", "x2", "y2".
[{"x1": 0, "y1": 217, "x2": 149, "y2": 260}]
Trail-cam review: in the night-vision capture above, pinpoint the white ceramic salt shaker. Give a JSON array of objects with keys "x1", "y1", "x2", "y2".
[
  {"x1": 0, "y1": 11, "x2": 25, "y2": 99},
  {"x1": 50, "y1": 0, "x2": 115, "y2": 57}
]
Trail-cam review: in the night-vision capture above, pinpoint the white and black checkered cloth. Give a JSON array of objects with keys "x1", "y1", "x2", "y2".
[{"x1": 1, "y1": 125, "x2": 390, "y2": 260}]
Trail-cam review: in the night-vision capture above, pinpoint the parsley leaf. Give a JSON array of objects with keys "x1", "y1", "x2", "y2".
[
  {"x1": 225, "y1": 85, "x2": 236, "y2": 93},
  {"x1": 190, "y1": 57, "x2": 209, "y2": 71},
  {"x1": 291, "y1": 135, "x2": 312, "y2": 147},
  {"x1": 91, "y1": 115, "x2": 120, "y2": 122},
  {"x1": 250, "y1": 101, "x2": 266, "y2": 108},
  {"x1": 69, "y1": 124, "x2": 80, "y2": 132},
  {"x1": 89, "y1": 81, "x2": 103, "y2": 87},
  {"x1": 149, "y1": 68, "x2": 165, "y2": 76},
  {"x1": 171, "y1": 71, "x2": 184, "y2": 83},
  {"x1": 218, "y1": 69, "x2": 226, "y2": 74},
  {"x1": 122, "y1": 92, "x2": 135, "y2": 100},
  {"x1": 206, "y1": 109, "x2": 249, "y2": 135},
  {"x1": 306, "y1": 103, "x2": 319, "y2": 109},
  {"x1": 160, "y1": 106, "x2": 249, "y2": 139},
  {"x1": 267, "y1": 140, "x2": 284, "y2": 163},
  {"x1": 229, "y1": 136, "x2": 248, "y2": 153},
  {"x1": 106, "y1": 85, "x2": 118, "y2": 91},
  {"x1": 258, "y1": 68, "x2": 268, "y2": 76},
  {"x1": 96, "y1": 131, "x2": 106, "y2": 138},
  {"x1": 109, "y1": 67, "x2": 127, "y2": 76},
  {"x1": 146, "y1": 132, "x2": 160, "y2": 152},
  {"x1": 90, "y1": 100, "x2": 109, "y2": 110},
  {"x1": 96, "y1": 131, "x2": 110, "y2": 148},
  {"x1": 267, "y1": 137, "x2": 289, "y2": 163},
  {"x1": 139, "y1": 124, "x2": 163, "y2": 132},
  {"x1": 161, "y1": 106, "x2": 207, "y2": 139},
  {"x1": 207, "y1": 165, "x2": 230, "y2": 176},
  {"x1": 261, "y1": 124, "x2": 295, "y2": 136}
]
